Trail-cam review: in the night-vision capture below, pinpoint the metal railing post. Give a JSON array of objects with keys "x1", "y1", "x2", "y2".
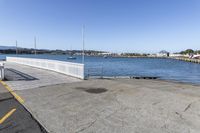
[
  {"x1": 101, "y1": 66, "x2": 103, "y2": 79},
  {"x1": 0, "y1": 62, "x2": 5, "y2": 80}
]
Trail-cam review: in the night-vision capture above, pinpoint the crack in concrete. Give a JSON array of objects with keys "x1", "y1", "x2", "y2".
[
  {"x1": 184, "y1": 103, "x2": 192, "y2": 112},
  {"x1": 75, "y1": 93, "x2": 124, "y2": 133},
  {"x1": 75, "y1": 119, "x2": 97, "y2": 133},
  {"x1": 175, "y1": 112, "x2": 184, "y2": 119},
  {"x1": 152, "y1": 101, "x2": 160, "y2": 105},
  {"x1": 183, "y1": 100, "x2": 200, "y2": 112}
]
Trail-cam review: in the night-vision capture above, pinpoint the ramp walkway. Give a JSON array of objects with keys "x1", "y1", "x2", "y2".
[{"x1": 4, "y1": 62, "x2": 81, "y2": 91}]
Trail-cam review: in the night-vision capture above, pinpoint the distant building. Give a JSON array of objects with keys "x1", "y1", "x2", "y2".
[
  {"x1": 156, "y1": 50, "x2": 170, "y2": 57},
  {"x1": 148, "y1": 54, "x2": 157, "y2": 57},
  {"x1": 169, "y1": 53, "x2": 182, "y2": 57},
  {"x1": 98, "y1": 52, "x2": 112, "y2": 56}
]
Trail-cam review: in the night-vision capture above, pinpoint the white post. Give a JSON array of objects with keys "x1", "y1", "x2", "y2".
[
  {"x1": 0, "y1": 62, "x2": 4, "y2": 80},
  {"x1": 34, "y1": 36, "x2": 37, "y2": 55},
  {"x1": 82, "y1": 25, "x2": 85, "y2": 64},
  {"x1": 16, "y1": 40, "x2": 18, "y2": 55}
]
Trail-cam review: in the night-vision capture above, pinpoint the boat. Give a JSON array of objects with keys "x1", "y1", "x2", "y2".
[
  {"x1": 67, "y1": 56, "x2": 76, "y2": 60},
  {"x1": 67, "y1": 52, "x2": 76, "y2": 60},
  {"x1": 67, "y1": 45, "x2": 77, "y2": 60},
  {"x1": 103, "y1": 55, "x2": 108, "y2": 58}
]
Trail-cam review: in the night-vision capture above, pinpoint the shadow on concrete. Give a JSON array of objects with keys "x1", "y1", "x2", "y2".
[{"x1": 4, "y1": 68, "x2": 38, "y2": 81}]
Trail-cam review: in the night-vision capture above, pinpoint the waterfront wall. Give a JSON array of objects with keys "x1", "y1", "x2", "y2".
[
  {"x1": 174, "y1": 57, "x2": 200, "y2": 64},
  {"x1": 6, "y1": 57, "x2": 84, "y2": 79}
]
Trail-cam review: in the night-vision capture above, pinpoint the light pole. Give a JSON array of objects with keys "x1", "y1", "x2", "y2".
[
  {"x1": 16, "y1": 40, "x2": 18, "y2": 55},
  {"x1": 82, "y1": 25, "x2": 85, "y2": 64},
  {"x1": 34, "y1": 36, "x2": 37, "y2": 55}
]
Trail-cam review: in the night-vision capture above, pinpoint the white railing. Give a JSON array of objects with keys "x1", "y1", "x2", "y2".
[{"x1": 6, "y1": 57, "x2": 84, "y2": 79}]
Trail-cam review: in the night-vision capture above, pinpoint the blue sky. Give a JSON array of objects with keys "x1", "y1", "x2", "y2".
[{"x1": 0, "y1": 0, "x2": 200, "y2": 53}]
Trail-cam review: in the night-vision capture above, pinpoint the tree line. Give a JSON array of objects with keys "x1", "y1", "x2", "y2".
[{"x1": 179, "y1": 49, "x2": 200, "y2": 55}]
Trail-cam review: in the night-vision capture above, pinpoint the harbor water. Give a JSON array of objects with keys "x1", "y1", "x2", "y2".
[{"x1": 1, "y1": 54, "x2": 200, "y2": 85}]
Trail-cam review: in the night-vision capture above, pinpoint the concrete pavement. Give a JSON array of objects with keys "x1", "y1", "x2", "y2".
[
  {"x1": 3, "y1": 62, "x2": 200, "y2": 133},
  {"x1": 15, "y1": 79, "x2": 200, "y2": 133},
  {"x1": 0, "y1": 83, "x2": 47, "y2": 133}
]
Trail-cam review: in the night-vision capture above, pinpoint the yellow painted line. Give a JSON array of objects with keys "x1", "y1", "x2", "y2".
[
  {"x1": 0, "y1": 81, "x2": 24, "y2": 103},
  {"x1": 0, "y1": 108, "x2": 16, "y2": 124}
]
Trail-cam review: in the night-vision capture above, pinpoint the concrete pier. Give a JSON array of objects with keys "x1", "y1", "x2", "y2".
[
  {"x1": 4, "y1": 62, "x2": 81, "y2": 91},
  {"x1": 7, "y1": 57, "x2": 85, "y2": 79}
]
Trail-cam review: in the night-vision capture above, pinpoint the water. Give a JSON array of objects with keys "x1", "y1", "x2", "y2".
[{"x1": 1, "y1": 54, "x2": 200, "y2": 85}]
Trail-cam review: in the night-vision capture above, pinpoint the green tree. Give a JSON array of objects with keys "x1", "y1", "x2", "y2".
[{"x1": 180, "y1": 49, "x2": 194, "y2": 55}]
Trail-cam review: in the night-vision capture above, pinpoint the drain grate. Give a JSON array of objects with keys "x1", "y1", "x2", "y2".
[
  {"x1": 130, "y1": 76, "x2": 158, "y2": 79},
  {"x1": 75, "y1": 87, "x2": 107, "y2": 94}
]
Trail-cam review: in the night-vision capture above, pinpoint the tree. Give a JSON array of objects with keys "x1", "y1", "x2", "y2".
[{"x1": 180, "y1": 49, "x2": 194, "y2": 55}]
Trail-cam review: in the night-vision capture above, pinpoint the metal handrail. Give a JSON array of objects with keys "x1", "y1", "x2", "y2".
[{"x1": 86, "y1": 67, "x2": 103, "y2": 78}]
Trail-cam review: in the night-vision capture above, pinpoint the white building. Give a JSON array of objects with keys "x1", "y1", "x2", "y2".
[{"x1": 156, "y1": 50, "x2": 169, "y2": 57}]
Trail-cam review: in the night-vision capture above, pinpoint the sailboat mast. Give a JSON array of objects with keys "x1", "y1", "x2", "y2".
[
  {"x1": 34, "y1": 36, "x2": 37, "y2": 55},
  {"x1": 16, "y1": 40, "x2": 18, "y2": 55},
  {"x1": 82, "y1": 25, "x2": 85, "y2": 64}
]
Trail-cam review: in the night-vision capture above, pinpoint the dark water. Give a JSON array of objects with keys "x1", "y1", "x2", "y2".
[{"x1": 1, "y1": 54, "x2": 200, "y2": 85}]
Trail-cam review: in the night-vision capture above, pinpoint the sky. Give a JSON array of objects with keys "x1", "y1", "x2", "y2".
[{"x1": 0, "y1": 0, "x2": 200, "y2": 53}]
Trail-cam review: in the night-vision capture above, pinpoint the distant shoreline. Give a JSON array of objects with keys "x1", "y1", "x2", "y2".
[{"x1": 1, "y1": 53, "x2": 200, "y2": 64}]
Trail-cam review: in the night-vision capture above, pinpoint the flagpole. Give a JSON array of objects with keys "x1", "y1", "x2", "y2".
[
  {"x1": 34, "y1": 36, "x2": 37, "y2": 55},
  {"x1": 16, "y1": 40, "x2": 18, "y2": 55},
  {"x1": 82, "y1": 25, "x2": 85, "y2": 64}
]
